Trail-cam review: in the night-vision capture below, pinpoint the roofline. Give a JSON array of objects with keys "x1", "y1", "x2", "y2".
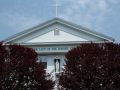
[
  {"x1": 55, "y1": 18, "x2": 115, "y2": 42},
  {"x1": 3, "y1": 18, "x2": 115, "y2": 43},
  {"x1": 4, "y1": 18, "x2": 57, "y2": 43}
]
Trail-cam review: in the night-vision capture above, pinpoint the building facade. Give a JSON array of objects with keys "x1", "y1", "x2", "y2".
[{"x1": 3, "y1": 18, "x2": 115, "y2": 81}]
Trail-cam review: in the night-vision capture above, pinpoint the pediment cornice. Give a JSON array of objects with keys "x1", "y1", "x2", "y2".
[{"x1": 3, "y1": 18, "x2": 115, "y2": 44}]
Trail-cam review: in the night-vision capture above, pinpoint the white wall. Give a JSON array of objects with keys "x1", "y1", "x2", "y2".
[
  {"x1": 47, "y1": 54, "x2": 65, "y2": 71},
  {"x1": 42, "y1": 54, "x2": 65, "y2": 80}
]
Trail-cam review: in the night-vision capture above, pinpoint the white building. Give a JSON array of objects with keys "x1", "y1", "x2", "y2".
[{"x1": 3, "y1": 18, "x2": 114, "y2": 81}]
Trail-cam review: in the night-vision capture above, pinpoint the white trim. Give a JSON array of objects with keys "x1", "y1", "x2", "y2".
[
  {"x1": 3, "y1": 18, "x2": 115, "y2": 44},
  {"x1": 4, "y1": 41, "x2": 113, "y2": 46}
]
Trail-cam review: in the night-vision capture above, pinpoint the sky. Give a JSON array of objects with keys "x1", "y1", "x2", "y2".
[{"x1": 0, "y1": 0, "x2": 120, "y2": 43}]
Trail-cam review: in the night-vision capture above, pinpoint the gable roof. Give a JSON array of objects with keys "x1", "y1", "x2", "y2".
[{"x1": 3, "y1": 18, "x2": 115, "y2": 44}]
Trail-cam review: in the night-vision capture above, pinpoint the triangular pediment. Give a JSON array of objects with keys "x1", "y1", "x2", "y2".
[
  {"x1": 26, "y1": 29, "x2": 88, "y2": 43},
  {"x1": 3, "y1": 18, "x2": 114, "y2": 45}
]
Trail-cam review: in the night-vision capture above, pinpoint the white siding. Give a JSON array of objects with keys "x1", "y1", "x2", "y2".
[
  {"x1": 27, "y1": 30, "x2": 88, "y2": 43},
  {"x1": 41, "y1": 54, "x2": 65, "y2": 80}
]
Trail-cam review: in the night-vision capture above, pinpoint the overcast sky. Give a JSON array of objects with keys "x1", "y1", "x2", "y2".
[{"x1": 0, "y1": 0, "x2": 120, "y2": 43}]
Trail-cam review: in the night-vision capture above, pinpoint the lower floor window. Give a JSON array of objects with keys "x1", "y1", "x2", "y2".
[
  {"x1": 38, "y1": 55, "x2": 47, "y2": 69},
  {"x1": 41, "y1": 62, "x2": 47, "y2": 69}
]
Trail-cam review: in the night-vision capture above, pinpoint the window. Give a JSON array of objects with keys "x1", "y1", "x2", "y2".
[
  {"x1": 54, "y1": 29, "x2": 60, "y2": 36},
  {"x1": 37, "y1": 56, "x2": 47, "y2": 69}
]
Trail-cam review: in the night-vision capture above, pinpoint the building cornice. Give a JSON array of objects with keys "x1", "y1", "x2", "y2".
[{"x1": 4, "y1": 40, "x2": 112, "y2": 46}]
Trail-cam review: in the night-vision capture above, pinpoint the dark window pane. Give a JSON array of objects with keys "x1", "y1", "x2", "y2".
[
  {"x1": 42, "y1": 62, "x2": 47, "y2": 69},
  {"x1": 40, "y1": 56, "x2": 47, "y2": 62},
  {"x1": 37, "y1": 56, "x2": 47, "y2": 69}
]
